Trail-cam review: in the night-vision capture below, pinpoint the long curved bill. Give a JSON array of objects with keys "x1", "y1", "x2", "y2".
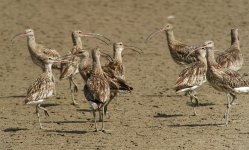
[
  {"x1": 100, "y1": 51, "x2": 113, "y2": 62},
  {"x1": 124, "y1": 45, "x2": 143, "y2": 54},
  {"x1": 11, "y1": 33, "x2": 27, "y2": 43},
  {"x1": 80, "y1": 33, "x2": 112, "y2": 45},
  {"x1": 145, "y1": 28, "x2": 164, "y2": 42}
]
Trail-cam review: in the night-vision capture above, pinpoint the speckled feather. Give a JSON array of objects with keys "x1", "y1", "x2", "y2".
[
  {"x1": 168, "y1": 41, "x2": 199, "y2": 66},
  {"x1": 102, "y1": 61, "x2": 125, "y2": 79},
  {"x1": 84, "y1": 72, "x2": 110, "y2": 105},
  {"x1": 174, "y1": 59, "x2": 207, "y2": 92},
  {"x1": 216, "y1": 45, "x2": 243, "y2": 71},
  {"x1": 24, "y1": 72, "x2": 55, "y2": 104},
  {"x1": 28, "y1": 44, "x2": 61, "y2": 69}
]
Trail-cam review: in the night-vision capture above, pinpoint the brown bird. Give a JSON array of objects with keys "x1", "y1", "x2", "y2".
[
  {"x1": 146, "y1": 24, "x2": 205, "y2": 66},
  {"x1": 174, "y1": 46, "x2": 207, "y2": 116},
  {"x1": 60, "y1": 30, "x2": 111, "y2": 105},
  {"x1": 24, "y1": 56, "x2": 66, "y2": 129},
  {"x1": 72, "y1": 49, "x2": 132, "y2": 119},
  {"x1": 102, "y1": 42, "x2": 142, "y2": 114},
  {"x1": 216, "y1": 28, "x2": 243, "y2": 71},
  {"x1": 83, "y1": 48, "x2": 110, "y2": 132},
  {"x1": 205, "y1": 41, "x2": 249, "y2": 126},
  {"x1": 12, "y1": 29, "x2": 61, "y2": 71}
]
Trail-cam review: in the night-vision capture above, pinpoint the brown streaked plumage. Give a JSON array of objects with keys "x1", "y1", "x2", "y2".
[
  {"x1": 24, "y1": 57, "x2": 61, "y2": 129},
  {"x1": 174, "y1": 46, "x2": 207, "y2": 115},
  {"x1": 205, "y1": 41, "x2": 249, "y2": 126},
  {"x1": 60, "y1": 30, "x2": 111, "y2": 105},
  {"x1": 146, "y1": 24, "x2": 206, "y2": 66},
  {"x1": 103, "y1": 42, "x2": 142, "y2": 79},
  {"x1": 216, "y1": 28, "x2": 243, "y2": 71},
  {"x1": 102, "y1": 42, "x2": 141, "y2": 115},
  {"x1": 12, "y1": 29, "x2": 61, "y2": 71},
  {"x1": 84, "y1": 48, "x2": 110, "y2": 132}
]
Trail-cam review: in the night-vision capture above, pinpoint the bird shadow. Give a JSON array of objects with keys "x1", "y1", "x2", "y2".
[
  {"x1": 45, "y1": 129, "x2": 88, "y2": 134},
  {"x1": 0, "y1": 95, "x2": 26, "y2": 99},
  {"x1": 41, "y1": 103, "x2": 60, "y2": 108},
  {"x1": 76, "y1": 109, "x2": 92, "y2": 112},
  {"x1": 168, "y1": 123, "x2": 223, "y2": 128},
  {"x1": 186, "y1": 102, "x2": 215, "y2": 107},
  {"x1": 52, "y1": 120, "x2": 89, "y2": 124},
  {"x1": 3, "y1": 127, "x2": 28, "y2": 132},
  {"x1": 154, "y1": 113, "x2": 184, "y2": 118}
]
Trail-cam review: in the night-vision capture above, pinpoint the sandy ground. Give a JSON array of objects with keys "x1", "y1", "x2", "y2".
[{"x1": 1, "y1": 0, "x2": 249, "y2": 149}]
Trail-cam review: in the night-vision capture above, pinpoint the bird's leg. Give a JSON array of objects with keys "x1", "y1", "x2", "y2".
[
  {"x1": 101, "y1": 106, "x2": 105, "y2": 132},
  {"x1": 99, "y1": 109, "x2": 103, "y2": 122},
  {"x1": 36, "y1": 104, "x2": 44, "y2": 129},
  {"x1": 104, "y1": 92, "x2": 117, "y2": 119},
  {"x1": 188, "y1": 91, "x2": 199, "y2": 116},
  {"x1": 38, "y1": 105, "x2": 49, "y2": 117},
  {"x1": 93, "y1": 110, "x2": 99, "y2": 132},
  {"x1": 113, "y1": 92, "x2": 122, "y2": 111},
  {"x1": 71, "y1": 77, "x2": 78, "y2": 93},
  {"x1": 115, "y1": 92, "x2": 119, "y2": 105},
  {"x1": 224, "y1": 94, "x2": 232, "y2": 126},
  {"x1": 69, "y1": 78, "x2": 78, "y2": 105},
  {"x1": 229, "y1": 94, "x2": 237, "y2": 106}
]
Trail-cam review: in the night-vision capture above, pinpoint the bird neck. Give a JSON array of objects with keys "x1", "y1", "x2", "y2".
[
  {"x1": 43, "y1": 63, "x2": 53, "y2": 73},
  {"x1": 113, "y1": 51, "x2": 122, "y2": 63},
  {"x1": 27, "y1": 35, "x2": 36, "y2": 48},
  {"x1": 165, "y1": 30, "x2": 176, "y2": 44},
  {"x1": 206, "y1": 49, "x2": 218, "y2": 68},
  {"x1": 92, "y1": 57, "x2": 103, "y2": 74},
  {"x1": 80, "y1": 55, "x2": 89, "y2": 66},
  {"x1": 198, "y1": 54, "x2": 207, "y2": 66},
  {"x1": 73, "y1": 36, "x2": 83, "y2": 49},
  {"x1": 231, "y1": 30, "x2": 240, "y2": 48}
]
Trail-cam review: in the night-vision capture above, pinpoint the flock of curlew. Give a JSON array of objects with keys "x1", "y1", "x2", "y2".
[{"x1": 11, "y1": 23, "x2": 249, "y2": 132}]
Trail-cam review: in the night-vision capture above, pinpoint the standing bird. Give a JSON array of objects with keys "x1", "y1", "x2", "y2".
[
  {"x1": 205, "y1": 41, "x2": 249, "y2": 126},
  {"x1": 174, "y1": 46, "x2": 207, "y2": 116},
  {"x1": 60, "y1": 30, "x2": 111, "y2": 105},
  {"x1": 216, "y1": 28, "x2": 243, "y2": 71},
  {"x1": 146, "y1": 24, "x2": 206, "y2": 66},
  {"x1": 102, "y1": 42, "x2": 142, "y2": 114},
  {"x1": 12, "y1": 29, "x2": 61, "y2": 71},
  {"x1": 24, "y1": 57, "x2": 65, "y2": 129},
  {"x1": 84, "y1": 48, "x2": 110, "y2": 132}
]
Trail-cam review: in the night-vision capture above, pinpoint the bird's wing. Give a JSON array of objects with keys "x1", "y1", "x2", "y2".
[
  {"x1": 174, "y1": 62, "x2": 206, "y2": 91},
  {"x1": 85, "y1": 74, "x2": 110, "y2": 103},
  {"x1": 25, "y1": 73, "x2": 55, "y2": 103}
]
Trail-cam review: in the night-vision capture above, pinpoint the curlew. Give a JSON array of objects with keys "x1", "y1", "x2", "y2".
[
  {"x1": 12, "y1": 29, "x2": 61, "y2": 71},
  {"x1": 146, "y1": 24, "x2": 206, "y2": 66},
  {"x1": 204, "y1": 41, "x2": 249, "y2": 126},
  {"x1": 60, "y1": 30, "x2": 111, "y2": 105},
  {"x1": 216, "y1": 28, "x2": 243, "y2": 71},
  {"x1": 83, "y1": 48, "x2": 110, "y2": 132},
  {"x1": 102, "y1": 42, "x2": 142, "y2": 114},
  {"x1": 24, "y1": 57, "x2": 67, "y2": 129},
  {"x1": 174, "y1": 46, "x2": 207, "y2": 116}
]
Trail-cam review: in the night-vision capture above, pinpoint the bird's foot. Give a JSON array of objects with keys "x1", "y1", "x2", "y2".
[
  {"x1": 217, "y1": 124, "x2": 228, "y2": 127},
  {"x1": 74, "y1": 86, "x2": 78, "y2": 93},
  {"x1": 101, "y1": 129, "x2": 112, "y2": 134},
  {"x1": 71, "y1": 101, "x2": 79, "y2": 106},
  {"x1": 114, "y1": 108, "x2": 123, "y2": 111},
  {"x1": 44, "y1": 110, "x2": 49, "y2": 117}
]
